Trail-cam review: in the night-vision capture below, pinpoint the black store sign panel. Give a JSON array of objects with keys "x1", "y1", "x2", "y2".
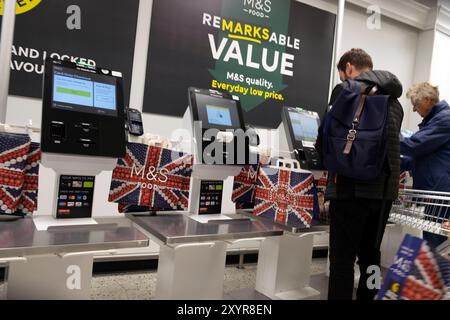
[
  {"x1": 0, "y1": 0, "x2": 139, "y2": 105},
  {"x1": 143, "y1": 0, "x2": 336, "y2": 128}
]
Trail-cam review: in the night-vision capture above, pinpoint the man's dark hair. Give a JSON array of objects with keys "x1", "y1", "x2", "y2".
[{"x1": 337, "y1": 48, "x2": 373, "y2": 72}]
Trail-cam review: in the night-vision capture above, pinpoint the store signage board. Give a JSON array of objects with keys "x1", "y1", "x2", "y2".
[
  {"x1": 143, "y1": 0, "x2": 336, "y2": 128},
  {"x1": 0, "y1": 0, "x2": 139, "y2": 105}
]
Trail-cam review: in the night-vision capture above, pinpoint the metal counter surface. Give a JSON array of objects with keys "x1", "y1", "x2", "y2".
[
  {"x1": 0, "y1": 217, "x2": 149, "y2": 258},
  {"x1": 127, "y1": 213, "x2": 286, "y2": 245}
]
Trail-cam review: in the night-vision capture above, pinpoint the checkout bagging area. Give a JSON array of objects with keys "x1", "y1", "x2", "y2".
[{"x1": 0, "y1": 58, "x2": 332, "y2": 300}]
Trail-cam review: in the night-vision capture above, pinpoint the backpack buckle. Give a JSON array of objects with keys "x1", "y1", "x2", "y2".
[{"x1": 347, "y1": 129, "x2": 357, "y2": 141}]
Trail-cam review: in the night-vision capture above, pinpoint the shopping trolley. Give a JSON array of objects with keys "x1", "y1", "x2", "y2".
[
  {"x1": 389, "y1": 188, "x2": 450, "y2": 256},
  {"x1": 389, "y1": 189, "x2": 450, "y2": 236},
  {"x1": 378, "y1": 189, "x2": 450, "y2": 300}
]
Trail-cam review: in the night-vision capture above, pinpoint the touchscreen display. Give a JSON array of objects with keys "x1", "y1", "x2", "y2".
[
  {"x1": 52, "y1": 66, "x2": 117, "y2": 116},
  {"x1": 289, "y1": 111, "x2": 319, "y2": 143},
  {"x1": 194, "y1": 93, "x2": 241, "y2": 129},
  {"x1": 206, "y1": 105, "x2": 232, "y2": 126}
]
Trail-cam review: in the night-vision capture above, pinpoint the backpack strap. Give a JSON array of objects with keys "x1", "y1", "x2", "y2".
[{"x1": 343, "y1": 85, "x2": 378, "y2": 155}]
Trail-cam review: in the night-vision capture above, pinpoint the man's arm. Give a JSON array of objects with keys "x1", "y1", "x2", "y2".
[
  {"x1": 400, "y1": 155, "x2": 413, "y2": 171},
  {"x1": 400, "y1": 118, "x2": 450, "y2": 158},
  {"x1": 315, "y1": 84, "x2": 344, "y2": 158}
]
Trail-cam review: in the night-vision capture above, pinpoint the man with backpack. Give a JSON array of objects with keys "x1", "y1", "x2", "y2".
[{"x1": 316, "y1": 48, "x2": 404, "y2": 300}]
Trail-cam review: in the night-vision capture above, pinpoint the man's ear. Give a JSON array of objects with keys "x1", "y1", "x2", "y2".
[{"x1": 346, "y1": 62, "x2": 353, "y2": 77}]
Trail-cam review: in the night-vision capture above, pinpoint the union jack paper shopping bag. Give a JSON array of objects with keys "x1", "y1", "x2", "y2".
[
  {"x1": 376, "y1": 234, "x2": 450, "y2": 300},
  {"x1": 0, "y1": 133, "x2": 41, "y2": 216},
  {"x1": 232, "y1": 164, "x2": 259, "y2": 208},
  {"x1": 314, "y1": 171, "x2": 328, "y2": 193},
  {"x1": 314, "y1": 171, "x2": 330, "y2": 225},
  {"x1": 253, "y1": 164, "x2": 319, "y2": 229},
  {"x1": 109, "y1": 142, "x2": 192, "y2": 211},
  {"x1": 399, "y1": 171, "x2": 412, "y2": 190},
  {"x1": 232, "y1": 155, "x2": 272, "y2": 209},
  {"x1": 18, "y1": 142, "x2": 41, "y2": 215}
]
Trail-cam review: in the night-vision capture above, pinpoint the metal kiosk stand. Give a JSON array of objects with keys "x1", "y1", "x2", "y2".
[{"x1": 246, "y1": 107, "x2": 331, "y2": 300}]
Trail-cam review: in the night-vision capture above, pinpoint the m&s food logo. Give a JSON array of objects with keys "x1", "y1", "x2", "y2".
[
  {"x1": 243, "y1": 0, "x2": 272, "y2": 19},
  {"x1": 0, "y1": 0, "x2": 42, "y2": 15}
]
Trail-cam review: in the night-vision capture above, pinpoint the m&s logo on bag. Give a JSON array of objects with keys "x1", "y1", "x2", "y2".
[
  {"x1": 130, "y1": 164, "x2": 169, "y2": 189},
  {"x1": 109, "y1": 143, "x2": 193, "y2": 210}
]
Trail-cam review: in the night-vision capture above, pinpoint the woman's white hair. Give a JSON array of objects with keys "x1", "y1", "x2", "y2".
[{"x1": 406, "y1": 82, "x2": 440, "y2": 105}]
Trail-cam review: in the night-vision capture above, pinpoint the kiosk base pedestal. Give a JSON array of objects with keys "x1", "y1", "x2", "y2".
[
  {"x1": 4, "y1": 253, "x2": 94, "y2": 300},
  {"x1": 255, "y1": 233, "x2": 320, "y2": 300},
  {"x1": 155, "y1": 241, "x2": 227, "y2": 300}
]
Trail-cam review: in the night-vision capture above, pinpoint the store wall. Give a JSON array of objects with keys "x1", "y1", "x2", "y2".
[
  {"x1": 431, "y1": 30, "x2": 450, "y2": 104},
  {"x1": 339, "y1": 3, "x2": 420, "y2": 131},
  {"x1": 3, "y1": 0, "x2": 430, "y2": 217},
  {"x1": 410, "y1": 29, "x2": 435, "y2": 130}
]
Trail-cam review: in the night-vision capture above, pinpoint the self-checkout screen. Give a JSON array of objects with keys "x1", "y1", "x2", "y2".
[
  {"x1": 289, "y1": 111, "x2": 319, "y2": 143},
  {"x1": 194, "y1": 93, "x2": 241, "y2": 129},
  {"x1": 206, "y1": 105, "x2": 232, "y2": 126},
  {"x1": 52, "y1": 66, "x2": 117, "y2": 116}
]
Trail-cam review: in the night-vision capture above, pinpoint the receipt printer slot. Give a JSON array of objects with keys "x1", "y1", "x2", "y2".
[
  {"x1": 77, "y1": 138, "x2": 96, "y2": 148},
  {"x1": 50, "y1": 121, "x2": 66, "y2": 141},
  {"x1": 75, "y1": 122, "x2": 98, "y2": 133}
]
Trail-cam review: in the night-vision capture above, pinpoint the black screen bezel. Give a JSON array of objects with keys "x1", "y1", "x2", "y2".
[
  {"x1": 288, "y1": 109, "x2": 320, "y2": 144},
  {"x1": 282, "y1": 106, "x2": 304, "y2": 151},
  {"x1": 41, "y1": 58, "x2": 126, "y2": 158},
  {"x1": 281, "y1": 106, "x2": 324, "y2": 170},
  {"x1": 43, "y1": 59, "x2": 123, "y2": 118}
]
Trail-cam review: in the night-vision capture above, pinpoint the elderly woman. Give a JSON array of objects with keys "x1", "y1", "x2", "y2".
[{"x1": 401, "y1": 83, "x2": 450, "y2": 248}]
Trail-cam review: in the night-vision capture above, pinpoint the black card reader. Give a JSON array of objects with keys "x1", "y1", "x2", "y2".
[{"x1": 126, "y1": 108, "x2": 144, "y2": 136}]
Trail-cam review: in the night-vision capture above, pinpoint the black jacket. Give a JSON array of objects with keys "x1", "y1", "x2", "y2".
[{"x1": 316, "y1": 70, "x2": 404, "y2": 200}]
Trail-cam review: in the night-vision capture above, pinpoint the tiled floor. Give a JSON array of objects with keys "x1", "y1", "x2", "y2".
[{"x1": 0, "y1": 258, "x2": 329, "y2": 300}]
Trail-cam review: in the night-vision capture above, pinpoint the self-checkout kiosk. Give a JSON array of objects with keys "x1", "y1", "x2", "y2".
[
  {"x1": 279, "y1": 107, "x2": 322, "y2": 170},
  {"x1": 252, "y1": 106, "x2": 327, "y2": 300},
  {"x1": 35, "y1": 58, "x2": 126, "y2": 230},
  {"x1": 153, "y1": 88, "x2": 260, "y2": 299},
  {"x1": 182, "y1": 87, "x2": 258, "y2": 222},
  {"x1": 2, "y1": 58, "x2": 130, "y2": 300}
]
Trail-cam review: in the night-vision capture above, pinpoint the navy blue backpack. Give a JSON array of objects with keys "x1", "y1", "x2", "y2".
[{"x1": 322, "y1": 80, "x2": 390, "y2": 180}]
